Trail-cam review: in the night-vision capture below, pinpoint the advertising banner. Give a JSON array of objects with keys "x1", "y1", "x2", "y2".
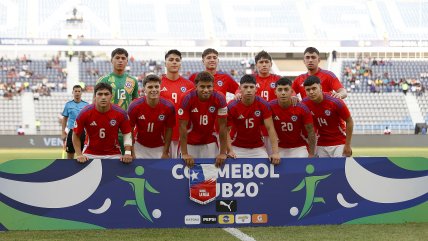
[{"x1": 0, "y1": 157, "x2": 427, "y2": 230}]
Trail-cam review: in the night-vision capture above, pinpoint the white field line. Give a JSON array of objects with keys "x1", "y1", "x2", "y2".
[{"x1": 223, "y1": 228, "x2": 256, "y2": 241}]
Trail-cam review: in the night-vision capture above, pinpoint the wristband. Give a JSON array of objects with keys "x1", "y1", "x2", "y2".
[{"x1": 124, "y1": 150, "x2": 132, "y2": 155}]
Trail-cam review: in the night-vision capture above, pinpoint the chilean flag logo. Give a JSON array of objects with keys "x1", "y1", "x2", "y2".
[{"x1": 189, "y1": 164, "x2": 218, "y2": 205}]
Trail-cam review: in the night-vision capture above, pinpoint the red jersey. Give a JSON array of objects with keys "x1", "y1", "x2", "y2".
[
  {"x1": 302, "y1": 94, "x2": 351, "y2": 146},
  {"x1": 189, "y1": 72, "x2": 239, "y2": 96},
  {"x1": 255, "y1": 74, "x2": 281, "y2": 102},
  {"x1": 128, "y1": 97, "x2": 175, "y2": 148},
  {"x1": 160, "y1": 75, "x2": 194, "y2": 141},
  {"x1": 227, "y1": 96, "x2": 272, "y2": 148},
  {"x1": 269, "y1": 100, "x2": 313, "y2": 148},
  {"x1": 178, "y1": 90, "x2": 227, "y2": 145},
  {"x1": 74, "y1": 104, "x2": 131, "y2": 155},
  {"x1": 292, "y1": 68, "x2": 343, "y2": 99}
]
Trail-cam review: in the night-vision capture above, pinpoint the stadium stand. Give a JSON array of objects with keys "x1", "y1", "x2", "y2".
[
  {"x1": 1, "y1": 0, "x2": 427, "y2": 40},
  {"x1": 0, "y1": 96, "x2": 23, "y2": 135}
]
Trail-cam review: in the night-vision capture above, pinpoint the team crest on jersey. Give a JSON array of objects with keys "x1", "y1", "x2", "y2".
[
  {"x1": 325, "y1": 110, "x2": 331, "y2": 116},
  {"x1": 178, "y1": 108, "x2": 184, "y2": 115},
  {"x1": 125, "y1": 79, "x2": 135, "y2": 93},
  {"x1": 180, "y1": 87, "x2": 187, "y2": 92},
  {"x1": 254, "y1": 110, "x2": 261, "y2": 117},
  {"x1": 110, "y1": 119, "x2": 117, "y2": 126},
  {"x1": 73, "y1": 121, "x2": 77, "y2": 128},
  {"x1": 291, "y1": 115, "x2": 298, "y2": 122},
  {"x1": 270, "y1": 82, "x2": 276, "y2": 88},
  {"x1": 209, "y1": 106, "x2": 216, "y2": 113},
  {"x1": 158, "y1": 114, "x2": 165, "y2": 121},
  {"x1": 217, "y1": 81, "x2": 223, "y2": 87}
]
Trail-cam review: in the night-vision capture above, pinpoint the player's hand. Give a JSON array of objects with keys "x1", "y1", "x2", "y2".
[
  {"x1": 121, "y1": 154, "x2": 133, "y2": 163},
  {"x1": 291, "y1": 96, "x2": 300, "y2": 106},
  {"x1": 308, "y1": 153, "x2": 315, "y2": 158},
  {"x1": 331, "y1": 92, "x2": 344, "y2": 99},
  {"x1": 76, "y1": 155, "x2": 89, "y2": 163},
  {"x1": 215, "y1": 153, "x2": 227, "y2": 168},
  {"x1": 61, "y1": 131, "x2": 67, "y2": 141},
  {"x1": 161, "y1": 152, "x2": 170, "y2": 159},
  {"x1": 182, "y1": 154, "x2": 195, "y2": 167},
  {"x1": 343, "y1": 145, "x2": 352, "y2": 157},
  {"x1": 234, "y1": 92, "x2": 242, "y2": 101},
  {"x1": 270, "y1": 153, "x2": 280, "y2": 165},
  {"x1": 227, "y1": 150, "x2": 237, "y2": 159}
]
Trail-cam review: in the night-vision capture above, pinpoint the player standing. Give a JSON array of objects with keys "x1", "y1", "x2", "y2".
[
  {"x1": 73, "y1": 82, "x2": 133, "y2": 163},
  {"x1": 270, "y1": 77, "x2": 316, "y2": 157},
  {"x1": 97, "y1": 48, "x2": 139, "y2": 154},
  {"x1": 302, "y1": 76, "x2": 353, "y2": 157},
  {"x1": 227, "y1": 75, "x2": 280, "y2": 165},
  {"x1": 292, "y1": 47, "x2": 347, "y2": 99},
  {"x1": 128, "y1": 75, "x2": 175, "y2": 159},
  {"x1": 189, "y1": 48, "x2": 239, "y2": 98},
  {"x1": 160, "y1": 49, "x2": 194, "y2": 158},
  {"x1": 178, "y1": 71, "x2": 228, "y2": 168}
]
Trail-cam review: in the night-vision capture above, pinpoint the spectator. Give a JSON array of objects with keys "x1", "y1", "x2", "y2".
[
  {"x1": 35, "y1": 119, "x2": 41, "y2": 132},
  {"x1": 384, "y1": 126, "x2": 391, "y2": 135},
  {"x1": 421, "y1": 127, "x2": 427, "y2": 135},
  {"x1": 332, "y1": 50, "x2": 337, "y2": 62},
  {"x1": 17, "y1": 126, "x2": 25, "y2": 135}
]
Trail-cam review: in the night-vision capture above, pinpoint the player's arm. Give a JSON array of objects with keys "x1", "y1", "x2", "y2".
[
  {"x1": 61, "y1": 116, "x2": 68, "y2": 141},
  {"x1": 72, "y1": 130, "x2": 88, "y2": 163},
  {"x1": 304, "y1": 123, "x2": 316, "y2": 157},
  {"x1": 179, "y1": 119, "x2": 194, "y2": 167},
  {"x1": 343, "y1": 116, "x2": 354, "y2": 157},
  {"x1": 121, "y1": 132, "x2": 133, "y2": 163},
  {"x1": 264, "y1": 117, "x2": 280, "y2": 165},
  {"x1": 132, "y1": 79, "x2": 139, "y2": 100},
  {"x1": 161, "y1": 127, "x2": 173, "y2": 159},
  {"x1": 331, "y1": 88, "x2": 348, "y2": 99},
  {"x1": 226, "y1": 125, "x2": 236, "y2": 159},
  {"x1": 215, "y1": 117, "x2": 228, "y2": 167}
]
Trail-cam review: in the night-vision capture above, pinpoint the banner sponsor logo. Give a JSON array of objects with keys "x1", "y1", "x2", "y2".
[
  {"x1": 184, "y1": 215, "x2": 201, "y2": 225},
  {"x1": 216, "y1": 200, "x2": 237, "y2": 212},
  {"x1": 218, "y1": 214, "x2": 234, "y2": 224},
  {"x1": 252, "y1": 214, "x2": 268, "y2": 224}
]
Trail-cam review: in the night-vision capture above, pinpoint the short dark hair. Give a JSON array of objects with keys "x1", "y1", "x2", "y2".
[
  {"x1": 165, "y1": 49, "x2": 182, "y2": 60},
  {"x1": 303, "y1": 76, "x2": 321, "y2": 87},
  {"x1": 202, "y1": 48, "x2": 218, "y2": 59},
  {"x1": 143, "y1": 74, "x2": 161, "y2": 86},
  {"x1": 94, "y1": 82, "x2": 112, "y2": 95},
  {"x1": 194, "y1": 71, "x2": 214, "y2": 84},
  {"x1": 304, "y1": 47, "x2": 319, "y2": 56},
  {"x1": 72, "y1": 85, "x2": 82, "y2": 91},
  {"x1": 255, "y1": 50, "x2": 272, "y2": 63},
  {"x1": 240, "y1": 74, "x2": 256, "y2": 85},
  {"x1": 111, "y1": 48, "x2": 128, "y2": 59},
  {"x1": 275, "y1": 77, "x2": 292, "y2": 87}
]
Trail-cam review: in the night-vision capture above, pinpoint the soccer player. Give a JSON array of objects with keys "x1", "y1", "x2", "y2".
[
  {"x1": 227, "y1": 74, "x2": 280, "y2": 165},
  {"x1": 61, "y1": 85, "x2": 88, "y2": 159},
  {"x1": 178, "y1": 71, "x2": 228, "y2": 168},
  {"x1": 302, "y1": 76, "x2": 353, "y2": 157},
  {"x1": 189, "y1": 48, "x2": 239, "y2": 97},
  {"x1": 128, "y1": 75, "x2": 175, "y2": 159},
  {"x1": 292, "y1": 47, "x2": 347, "y2": 99},
  {"x1": 72, "y1": 82, "x2": 133, "y2": 163},
  {"x1": 160, "y1": 49, "x2": 194, "y2": 158},
  {"x1": 254, "y1": 50, "x2": 281, "y2": 102},
  {"x1": 270, "y1": 77, "x2": 316, "y2": 158},
  {"x1": 97, "y1": 48, "x2": 139, "y2": 154}
]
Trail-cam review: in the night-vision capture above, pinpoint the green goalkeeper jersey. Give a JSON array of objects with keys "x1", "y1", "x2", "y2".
[{"x1": 97, "y1": 72, "x2": 139, "y2": 111}]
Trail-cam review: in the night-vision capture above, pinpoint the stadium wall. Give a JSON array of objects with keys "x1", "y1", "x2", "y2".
[{"x1": 0, "y1": 135, "x2": 427, "y2": 148}]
